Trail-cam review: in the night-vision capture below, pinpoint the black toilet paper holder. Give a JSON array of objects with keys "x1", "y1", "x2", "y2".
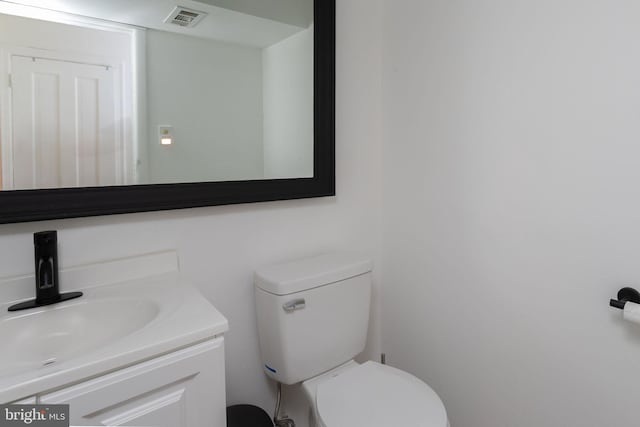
[{"x1": 610, "y1": 287, "x2": 640, "y2": 310}]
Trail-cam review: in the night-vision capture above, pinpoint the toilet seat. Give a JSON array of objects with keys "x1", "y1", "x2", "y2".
[{"x1": 316, "y1": 361, "x2": 448, "y2": 427}]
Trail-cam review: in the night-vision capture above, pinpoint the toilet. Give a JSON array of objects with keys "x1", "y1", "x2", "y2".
[{"x1": 255, "y1": 253, "x2": 448, "y2": 427}]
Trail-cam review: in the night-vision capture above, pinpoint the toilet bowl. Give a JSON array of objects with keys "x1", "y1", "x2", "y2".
[
  {"x1": 302, "y1": 360, "x2": 448, "y2": 427},
  {"x1": 254, "y1": 253, "x2": 449, "y2": 427}
]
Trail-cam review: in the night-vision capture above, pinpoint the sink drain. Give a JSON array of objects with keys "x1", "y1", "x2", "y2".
[{"x1": 42, "y1": 358, "x2": 57, "y2": 367}]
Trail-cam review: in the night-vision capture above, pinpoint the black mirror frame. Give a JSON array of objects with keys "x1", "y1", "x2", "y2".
[{"x1": 0, "y1": 0, "x2": 335, "y2": 224}]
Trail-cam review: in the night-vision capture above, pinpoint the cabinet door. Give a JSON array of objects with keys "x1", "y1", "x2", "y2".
[{"x1": 40, "y1": 338, "x2": 225, "y2": 427}]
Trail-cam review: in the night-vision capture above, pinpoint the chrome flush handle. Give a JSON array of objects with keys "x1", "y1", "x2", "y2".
[{"x1": 282, "y1": 298, "x2": 306, "y2": 313}]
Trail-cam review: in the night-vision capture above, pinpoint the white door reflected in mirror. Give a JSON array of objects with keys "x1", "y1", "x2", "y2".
[
  {"x1": 0, "y1": 0, "x2": 314, "y2": 190},
  {"x1": 9, "y1": 55, "x2": 130, "y2": 190}
]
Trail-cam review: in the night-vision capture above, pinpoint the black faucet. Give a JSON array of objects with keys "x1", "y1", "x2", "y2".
[{"x1": 8, "y1": 231, "x2": 82, "y2": 312}]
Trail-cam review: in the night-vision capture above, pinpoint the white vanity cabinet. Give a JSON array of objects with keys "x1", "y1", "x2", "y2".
[
  {"x1": 39, "y1": 338, "x2": 225, "y2": 426},
  {"x1": 10, "y1": 397, "x2": 37, "y2": 404},
  {"x1": 0, "y1": 251, "x2": 229, "y2": 425}
]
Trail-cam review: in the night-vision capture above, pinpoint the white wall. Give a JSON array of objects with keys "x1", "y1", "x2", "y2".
[
  {"x1": 380, "y1": 1, "x2": 640, "y2": 426},
  {"x1": 146, "y1": 30, "x2": 264, "y2": 183},
  {"x1": 0, "y1": 1, "x2": 382, "y2": 425},
  {"x1": 263, "y1": 27, "x2": 314, "y2": 179},
  {"x1": 0, "y1": 13, "x2": 130, "y2": 57}
]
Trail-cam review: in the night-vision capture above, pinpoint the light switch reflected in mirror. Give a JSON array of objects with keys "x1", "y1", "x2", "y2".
[{"x1": 0, "y1": 0, "x2": 314, "y2": 191}]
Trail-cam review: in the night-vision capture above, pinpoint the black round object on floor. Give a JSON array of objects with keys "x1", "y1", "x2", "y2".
[{"x1": 226, "y1": 404, "x2": 273, "y2": 427}]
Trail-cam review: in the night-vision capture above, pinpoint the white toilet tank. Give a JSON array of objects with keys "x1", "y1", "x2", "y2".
[{"x1": 254, "y1": 253, "x2": 372, "y2": 385}]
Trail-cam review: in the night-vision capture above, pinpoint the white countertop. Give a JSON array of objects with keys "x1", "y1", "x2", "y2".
[{"x1": 0, "y1": 252, "x2": 228, "y2": 403}]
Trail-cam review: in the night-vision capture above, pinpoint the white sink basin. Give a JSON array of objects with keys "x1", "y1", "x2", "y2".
[
  {"x1": 0, "y1": 251, "x2": 228, "y2": 404},
  {"x1": 0, "y1": 298, "x2": 159, "y2": 377}
]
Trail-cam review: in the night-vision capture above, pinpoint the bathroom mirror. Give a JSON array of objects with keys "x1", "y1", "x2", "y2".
[{"x1": 0, "y1": 0, "x2": 334, "y2": 223}]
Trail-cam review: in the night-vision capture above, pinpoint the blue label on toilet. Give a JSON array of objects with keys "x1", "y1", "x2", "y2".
[{"x1": 265, "y1": 364, "x2": 277, "y2": 374}]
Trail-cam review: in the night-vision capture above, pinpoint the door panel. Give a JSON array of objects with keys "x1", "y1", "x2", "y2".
[{"x1": 10, "y1": 55, "x2": 122, "y2": 190}]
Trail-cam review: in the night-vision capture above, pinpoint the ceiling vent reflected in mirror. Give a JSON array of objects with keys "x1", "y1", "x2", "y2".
[{"x1": 164, "y1": 6, "x2": 208, "y2": 28}]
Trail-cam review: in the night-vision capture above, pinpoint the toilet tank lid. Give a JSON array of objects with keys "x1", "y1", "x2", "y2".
[{"x1": 254, "y1": 253, "x2": 372, "y2": 296}]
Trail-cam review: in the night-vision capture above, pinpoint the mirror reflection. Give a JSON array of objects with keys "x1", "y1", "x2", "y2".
[{"x1": 0, "y1": 0, "x2": 314, "y2": 190}]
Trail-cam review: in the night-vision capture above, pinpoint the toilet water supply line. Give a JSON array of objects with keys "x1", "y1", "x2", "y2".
[{"x1": 274, "y1": 382, "x2": 296, "y2": 427}]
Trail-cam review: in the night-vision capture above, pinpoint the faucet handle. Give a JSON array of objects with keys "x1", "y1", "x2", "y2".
[
  {"x1": 34, "y1": 231, "x2": 59, "y2": 303},
  {"x1": 37, "y1": 257, "x2": 55, "y2": 289},
  {"x1": 8, "y1": 230, "x2": 82, "y2": 311}
]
